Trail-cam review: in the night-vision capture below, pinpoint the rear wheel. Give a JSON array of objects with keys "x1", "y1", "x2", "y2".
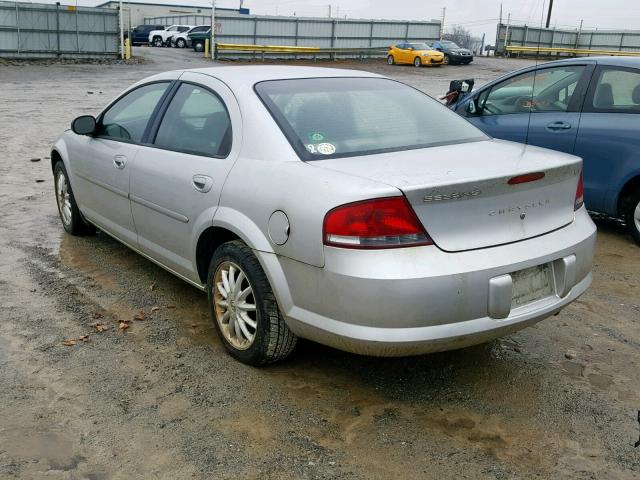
[
  {"x1": 194, "y1": 40, "x2": 204, "y2": 52},
  {"x1": 443, "y1": 54, "x2": 450, "y2": 65},
  {"x1": 53, "y1": 161, "x2": 94, "y2": 236},
  {"x1": 207, "y1": 240, "x2": 297, "y2": 365},
  {"x1": 176, "y1": 38, "x2": 186, "y2": 48},
  {"x1": 622, "y1": 191, "x2": 640, "y2": 245},
  {"x1": 413, "y1": 56, "x2": 422, "y2": 67},
  {"x1": 387, "y1": 55, "x2": 395, "y2": 65},
  {"x1": 153, "y1": 36, "x2": 163, "y2": 47}
]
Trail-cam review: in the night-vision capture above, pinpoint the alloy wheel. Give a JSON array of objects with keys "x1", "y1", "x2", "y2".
[
  {"x1": 55, "y1": 170, "x2": 72, "y2": 226},
  {"x1": 414, "y1": 57, "x2": 421, "y2": 67},
  {"x1": 213, "y1": 261, "x2": 258, "y2": 350},
  {"x1": 634, "y1": 200, "x2": 640, "y2": 233}
]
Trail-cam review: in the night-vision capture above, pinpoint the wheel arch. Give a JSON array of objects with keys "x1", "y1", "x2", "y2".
[{"x1": 617, "y1": 173, "x2": 640, "y2": 215}]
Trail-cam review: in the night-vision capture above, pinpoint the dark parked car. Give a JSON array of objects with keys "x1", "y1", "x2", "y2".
[
  {"x1": 431, "y1": 40, "x2": 474, "y2": 65},
  {"x1": 449, "y1": 56, "x2": 640, "y2": 244},
  {"x1": 125, "y1": 24, "x2": 164, "y2": 46}
]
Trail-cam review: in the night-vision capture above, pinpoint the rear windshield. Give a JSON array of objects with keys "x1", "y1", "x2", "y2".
[{"x1": 254, "y1": 77, "x2": 486, "y2": 161}]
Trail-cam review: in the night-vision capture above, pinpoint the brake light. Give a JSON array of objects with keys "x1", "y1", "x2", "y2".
[
  {"x1": 508, "y1": 172, "x2": 545, "y2": 185},
  {"x1": 575, "y1": 171, "x2": 584, "y2": 211},
  {"x1": 323, "y1": 197, "x2": 433, "y2": 249}
]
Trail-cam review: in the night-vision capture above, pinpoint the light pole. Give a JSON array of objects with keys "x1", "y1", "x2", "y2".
[
  {"x1": 119, "y1": 0, "x2": 124, "y2": 59},
  {"x1": 211, "y1": 0, "x2": 215, "y2": 60}
]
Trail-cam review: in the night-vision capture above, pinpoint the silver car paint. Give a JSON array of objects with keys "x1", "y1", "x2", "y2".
[{"x1": 53, "y1": 66, "x2": 596, "y2": 356}]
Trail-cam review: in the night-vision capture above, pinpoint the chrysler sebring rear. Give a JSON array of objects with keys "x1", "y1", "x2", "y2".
[{"x1": 52, "y1": 67, "x2": 596, "y2": 365}]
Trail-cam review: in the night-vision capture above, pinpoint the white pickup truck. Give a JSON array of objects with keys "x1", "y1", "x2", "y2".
[{"x1": 148, "y1": 25, "x2": 193, "y2": 47}]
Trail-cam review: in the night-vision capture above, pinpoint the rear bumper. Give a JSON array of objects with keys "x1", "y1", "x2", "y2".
[{"x1": 259, "y1": 208, "x2": 596, "y2": 356}]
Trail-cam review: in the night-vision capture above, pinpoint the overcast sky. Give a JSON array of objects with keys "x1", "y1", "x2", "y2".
[{"x1": 40, "y1": 0, "x2": 640, "y2": 43}]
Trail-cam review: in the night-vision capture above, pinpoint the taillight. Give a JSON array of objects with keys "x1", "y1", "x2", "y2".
[
  {"x1": 323, "y1": 197, "x2": 433, "y2": 249},
  {"x1": 574, "y1": 171, "x2": 584, "y2": 211}
]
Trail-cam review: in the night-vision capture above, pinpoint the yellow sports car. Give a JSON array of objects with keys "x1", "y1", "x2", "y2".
[{"x1": 387, "y1": 42, "x2": 444, "y2": 67}]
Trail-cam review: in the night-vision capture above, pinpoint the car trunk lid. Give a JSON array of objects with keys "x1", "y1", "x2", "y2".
[{"x1": 311, "y1": 139, "x2": 582, "y2": 252}]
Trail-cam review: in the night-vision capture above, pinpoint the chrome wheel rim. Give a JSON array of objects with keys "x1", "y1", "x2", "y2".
[
  {"x1": 414, "y1": 58, "x2": 421, "y2": 67},
  {"x1": 634, "y1": 200, "x2": 640, "y2": 233},
  {"x1": 213, "y1": 261, "x2": 257, "y2": 350},
  {"x1": 443, "y1": 56, "x2": 449, "y2": 64},
  {"x1": 56, "y1": 170, "x2": 72, "y2": 226},
  {"x1": 387, "y1": 56, "x2": 393, "y2": 64}
]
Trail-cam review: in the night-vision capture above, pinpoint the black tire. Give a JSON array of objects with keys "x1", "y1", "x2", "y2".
[
  {"x1": 443, "y1": 54, "x2": 450, "y2": 65},
  {"x1": 53, "y1": 161, "x2": 95, "y2": 236},
  {"x1": 153, "y1": 36, "x2": 163, "y2": 47},
  {"x1": 194, "y1": 40, "x2": 204, "y2": 52},
  {"x1": 622, "y1": 190, "x2": 640, "y2": 245},
  {"x1": 206, "y1": 240, "x2": 297, "y2": 365},
  {"x1": 176, "y1": 38, "x2": 186, "y2": 48},
  {"x1": 387, "y1": 55, "x2": 395, "y2": 65},
  {"x1": 413, "y1": 56, "x2": 422, "y2": 67}
]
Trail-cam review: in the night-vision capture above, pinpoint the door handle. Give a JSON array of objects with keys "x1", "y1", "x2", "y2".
[
  {"x1": 546, "y1": 121, "x2": 572, "y2": 131},
  {"x1": 192, "y1": 174, "x2": 213, "y2": 193},
  {"x1": 113, "y1": 154, "x2": 127, "y2": 169}
]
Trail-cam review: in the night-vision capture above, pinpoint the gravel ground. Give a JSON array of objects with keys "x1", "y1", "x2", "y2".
[{"x1": 0, "y1": 47, "x2": 639, "y2": 480}]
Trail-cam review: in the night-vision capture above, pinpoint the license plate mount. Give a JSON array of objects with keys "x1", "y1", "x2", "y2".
[{"x1": 511, "y1": 263, "x2": 554, "y2": 308}]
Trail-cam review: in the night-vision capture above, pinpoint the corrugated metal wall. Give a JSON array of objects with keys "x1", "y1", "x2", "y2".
[
  {"x1": 496, "y1": 23, "x2": 640, "y2": 55},
  {"x1": 144, "y1": 13, "x2": 441, "y2": 57},
  {"x1": 0, "y1": 1, "x2": 119, "y2": 59}
]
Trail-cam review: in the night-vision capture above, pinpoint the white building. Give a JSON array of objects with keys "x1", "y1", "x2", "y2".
[{"x1": 96, "y1": 1, "x2": 242, "y2": 29}]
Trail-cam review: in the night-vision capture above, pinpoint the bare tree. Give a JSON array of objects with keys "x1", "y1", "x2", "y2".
[{"x1": 443, "y1": 26, "x2": 474, "y2": 49}]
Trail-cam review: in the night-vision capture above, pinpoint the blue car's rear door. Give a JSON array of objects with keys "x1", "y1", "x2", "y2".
[
  {"x1": 574, "y1": 64, "x2": 640, "y2": 215},
  {"x1": 464, "y1": 64, "x2": 592, "y2": 155}
]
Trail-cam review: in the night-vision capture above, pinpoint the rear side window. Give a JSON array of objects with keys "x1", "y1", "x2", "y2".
[
  {"x1": 591, "y1": 68, "x2": 640, "y2": 112},
  {"x1": 97, "y1": 82, "x2": 169, "y2": 142},
  {"x1": 255, "y1": 77, "x2": 486, "y2": 161},
  {"x1": 154, "y1": 83, "x2": 232, "y2": 157}
]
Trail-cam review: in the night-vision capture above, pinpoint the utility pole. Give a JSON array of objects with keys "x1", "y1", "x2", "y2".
[
  {"x1": 575, "y1": 18, "x2": 583, "y2": 49},
  {"x1": 480, "y1": 32, "x2": 485, "y2": 56},
  {"x1": 440, "y1": 7, "x2": 446, "y2": 40},
  {"x1": 545, "y1": 0, "x2": 554, "y2": 28},
  {"x1": 119, "y1": 0, "x2": 124, "y2": 60},
  {"x1": 328, "y1": 4, "x2": 332, "y2": 18},
  {"x1": 210, "y1": 0, "x2": 215, "y2": 60},
  {"x1": 504, "y1": 12, "x2": 511, "y2": 53}
]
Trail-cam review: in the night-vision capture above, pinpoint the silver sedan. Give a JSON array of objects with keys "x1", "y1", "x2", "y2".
[{"x1": 51, "y1": 66, "x2": 596, "y2": 365}]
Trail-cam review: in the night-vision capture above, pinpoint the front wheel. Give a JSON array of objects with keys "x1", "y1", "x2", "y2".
[
  {"x1": 413, "y1": 56, "x2": 422, "y2": 67},
  {"x1": 194, "y1": 40, "x2": 204, "y2": 52},
  {"x1": 176, "y1": 38, "x2": 186, "y2": 48},
  {"x1": 387, "y1": 55, "x2": 395, "y2": 65},
  {"x1": 443, "y1": 54, "x2": 450, "y2": 65},
  {"x1": 207, "y1": 240, "x2": 297, "y2": 365},
  {"x1": 53, "y1": 161, "x2": 94, "y2": 236},
  {"x1": 153, "y1": 36, "x2": 163, "y2": 47},
  {"x1": 622, "y1": 191, "x2": 640, "y2": 245}
]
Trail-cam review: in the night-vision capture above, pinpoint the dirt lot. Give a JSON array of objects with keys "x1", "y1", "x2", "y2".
[{"x1": 1, "y1": 47, "x2": 639, "y2": 480}]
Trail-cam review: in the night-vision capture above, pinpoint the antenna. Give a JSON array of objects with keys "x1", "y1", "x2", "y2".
[{"x1": 524, "y1": 2, "x2": 546, "y2": 146}]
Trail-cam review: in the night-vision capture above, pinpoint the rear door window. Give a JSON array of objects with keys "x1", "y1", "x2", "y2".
[
  {"x1": 589, "y1": 67, "x2": 640, "y2": 112},
  {"x1": 153, "y1": 83, "x2": 232, "y2": 157}
]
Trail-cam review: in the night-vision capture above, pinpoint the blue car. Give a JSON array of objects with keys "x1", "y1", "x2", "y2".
[{"x1": 449, "y1": 57, "x2": 640, "y2": 244}]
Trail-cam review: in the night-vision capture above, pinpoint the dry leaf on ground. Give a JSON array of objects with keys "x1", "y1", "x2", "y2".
[
  {"x1": 134, "y1": 310, "x2": 146, "y2": 321},
  {"x1": 62, "y1": 339, "x2": 77, "y2": 346}
]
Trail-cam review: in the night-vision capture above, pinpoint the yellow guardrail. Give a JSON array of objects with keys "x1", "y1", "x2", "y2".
[
  {"x1": 505, "y1": 45, "x2": 640, "y2": 57},
  {"x1": 216, "y1": 43, "x2": 323, "y2": 53}
]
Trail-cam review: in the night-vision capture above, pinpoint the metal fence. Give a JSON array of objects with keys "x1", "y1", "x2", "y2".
[
  {"x1": 0, "y1": 1, "x2": 119, "y2": 59},
  {"x1": 144, "y1": 13, "x2": 441, "y2": 58},
  {"x1": 496, "y1": 23, "x2": 640, "y2": 56}
]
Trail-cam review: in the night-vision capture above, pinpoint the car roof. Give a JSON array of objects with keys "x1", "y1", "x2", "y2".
[
  {"x1": 536, "y1": 55, "x2": 640, "y2": 67},
  {"x1": 185, "y1": 66, "x2": 383, "y2": 90}
]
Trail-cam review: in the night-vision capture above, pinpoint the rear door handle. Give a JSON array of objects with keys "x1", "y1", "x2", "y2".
[
  {"x1": 546, "y1": 121, "x2": 572, "y2": 131},
  {"x1": 192, "y1": 174, "x2": 213, "y2": 193},
  {"x1": 113, "y1": 154, "x2": 127, "y2": 169}
]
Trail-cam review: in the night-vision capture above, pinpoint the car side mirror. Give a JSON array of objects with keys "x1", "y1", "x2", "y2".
[
  {"x1": 71, "y1": 115, "x2": 96, "y2": 136},
  {"x1": 467, "y1": 100, "x2": 477, "y2": 115}
]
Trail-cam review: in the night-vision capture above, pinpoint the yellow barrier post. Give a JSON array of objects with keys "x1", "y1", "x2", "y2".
[
  {"x1": 125, "y1": 38, "x2": 131, "y2": 60},
  {"x1": 204, "y1": 38, "x2": 210, "y2": 58}
]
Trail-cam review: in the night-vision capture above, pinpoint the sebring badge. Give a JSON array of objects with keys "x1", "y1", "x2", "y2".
[{"x1": 423, "y1": 188, "x2": 481, "y2": 202}]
